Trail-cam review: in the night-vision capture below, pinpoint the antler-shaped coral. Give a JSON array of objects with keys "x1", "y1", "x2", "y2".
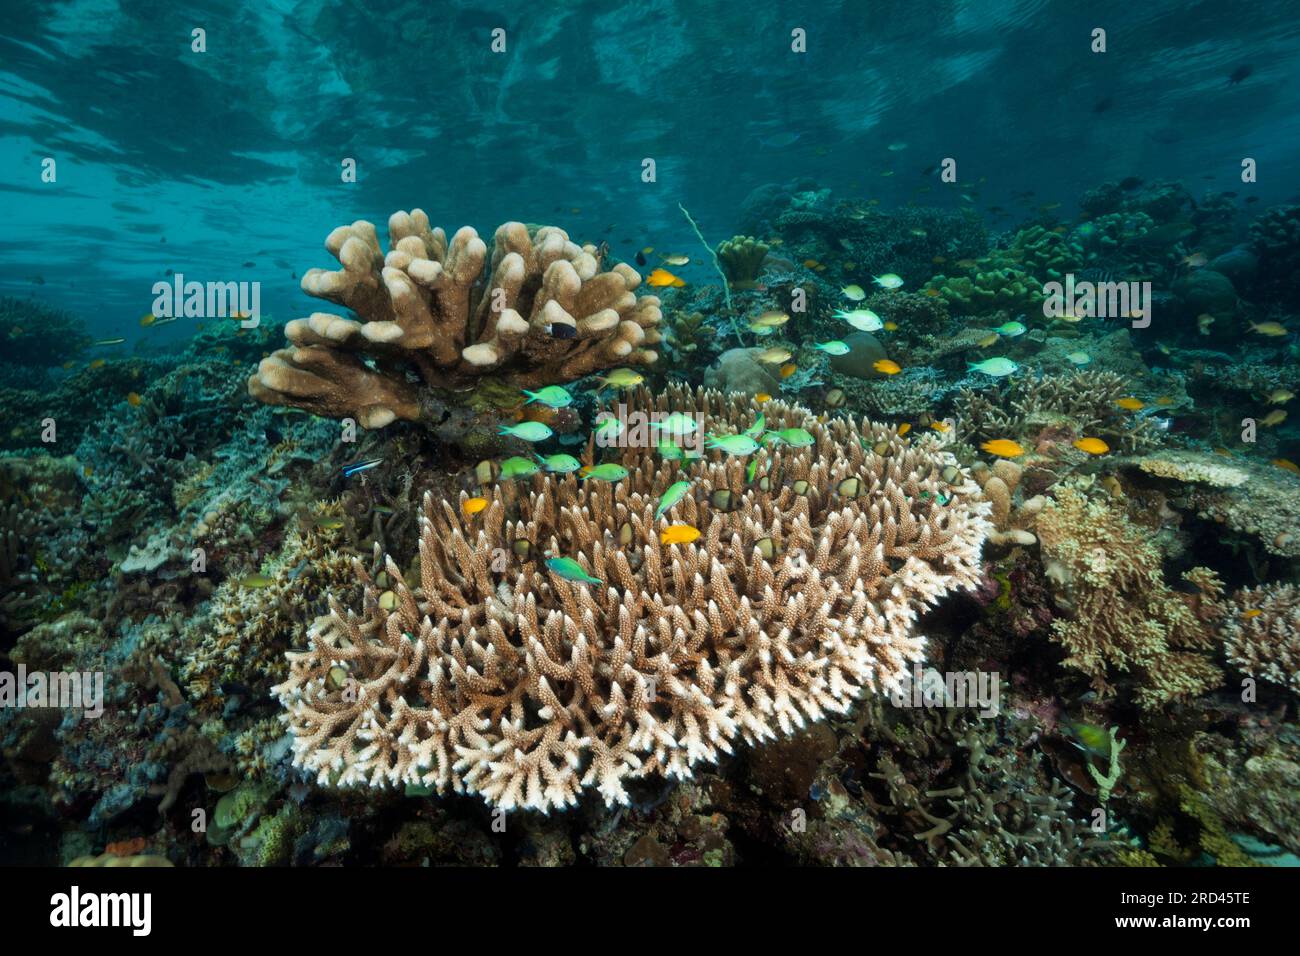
[
  {"x1": 274, "y1": 386, "x2": 992, "y2": 811},
  {"x1": 248, "y1": 210, "x2": 661, "y2": 428}
]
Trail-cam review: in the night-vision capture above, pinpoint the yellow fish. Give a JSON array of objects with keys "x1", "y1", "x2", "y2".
[
  {"x1": 779, "y1": 362, "x2": 798, "y2": 379},
  {"x1": 1266, "y1": 389, "x2": 1294, "y2": 405},
  {"x1": 88, "y1": 358, "x2": 106, "y2": 369},
  {"x1": 1249, "y1": 321, "x2": 1288, "y2": 337},
  {"x1": 1115, "y1": 397, "x2": 1144, "y2": 411},
  {"x1": 1155, "y1": 395, "x2": 1175, "y2": 405},
  {"x1": 1273, "y1": 459, "x2": 1300, "y2": 475},
  {"x1": 646, "y1": 268, "x2": 686, "y2": 288},
  {"x1": 1242, "y1": 609, "x2": 1263, "y2": 619},
  {"x1": 755, "y1": 392, "x2": 772, "y2": 403},
  {"x1": 980, "y1": 439, "x2": 1025, "y2": 458},
  {"x1": 126, "y1": 391, "x2": 142, "y2": 407},
  {"x1": 756, "y1": 347, "x2": 793, "y2": 364},
  {"x1": 660, "y1": 525, "x2": 702, "y2": 545},
  {"x1": 897, "y1": 423, "x2": 911, "y2": 436},
  {"x1": 873, "y1": 359, "x2": 901, "y2": 375},
  {"x1": 462, "y1": 497, "x2": 489, "y2": 516},
  {"x1": 1072, "y1": 437, "x2": 1110, "y2": 455},
  {"x1": 803, "y1": 259, "x2": 821, "y2": 269},
  {"x1": 929, "y1": 421, "x2": 950, "y2": 433},
  {"x1": 1261, "y1": 409, "x2": 1287, "y2": 427},
  {"x1": 883, "y1": 321, "x2": 898, "y2": 331},
  {"x1": 139, "y1": 313, "x2": 156, "y2": 327},
  {"x1": 977, "y1": 332, "x2": 999, "y2": 348}
]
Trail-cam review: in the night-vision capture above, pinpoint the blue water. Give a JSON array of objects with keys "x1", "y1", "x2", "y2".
[{"x1": 1, "y1": 0, "x2": 1298, "y2": 345}]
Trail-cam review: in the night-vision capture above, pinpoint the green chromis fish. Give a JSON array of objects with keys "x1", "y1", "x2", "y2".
[
  {"x1": 967, "y1": 357, "x2": 1019, "y2": 377},
  {"x1": 743, "y1": 413, "x2": 766, "y2": 440},
  {"x1": 581, "y1": 463, "x2": 629, "y2": 482},
  {"x1": 995, "y1": 321, "x2": 1027, "y2": 337},
  {"x1": 1065, "y1": 351, "x2": 1091, "y2": 366},
  {"x1": 765, "y1": 427, "x2": 816, "y2": 448},
  {"x1": 594, "y1": 415, "x2": 624, "y2": 440},
  {"x1": 545, "y1": 556, "x2": 604, "y2": 588},
  {"x1": 813, "y1": 340, "x2": 851, "y2": 355},
  {"x1": 706, "y1": 433, "x2": 760, "y2": 456},
  {"x1": 654, "y1": 479, "x2": 692, "y2": 521},
  {"x1": 657, "y1": 438, "x2": 685, "y2": 460},
  {"x1": 873, "y1": 273, "x2": 904, "y2": 290},
  {"x1": 535, "y1": 453, "x2": 582, "y2": 473},
  {"x1": 498, "y1": 421, "x2": 554, "y2": 442},
  {"x1": 499, "y1": 456, "x2": 540, "y2": 479},
  {"x1": 522, "y1": 385, "x2": 574, "y2": 408},
  {"x1": 652, "y1": 411, "x2": 699, "y2": 436}
]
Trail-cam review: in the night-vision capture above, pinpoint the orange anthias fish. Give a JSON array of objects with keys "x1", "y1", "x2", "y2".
[
  {"x1": 981, "y1": 439, "x2": 1025, "y2": 458},
  {"x1": 126, "y1": 392, "x2": 142, "y2": 407},
  {"x1": 929, "y1": 421, "x2": 950, "y2": 433},
  {"x1": 462, "y1": 497, "x2": 489, "y2": 516},
  {"x1": 1073, "y1": 437, "x2": 1110, "y2": 455},
  {"x1": 1273, "y1": 459, "x2": 1300, "y2": 475},
  {"x1": 1241, "y1": 609, "x2": 1263, "y2": 619},
  {"x1": 897, "y1": 423, "x2": 911, "y2": 436},
  {"x1": 873, "y1": 359, "x2": 902, "y2": 375},
  {"x1": 646, "y1": 268, "x2": 686, "y2": 288},
  {"x1": 1115, "y1": 397, "x2": 1145, "y2": 411},
  {"x1": 661, "y1": 525, "x2": 702, "y2": 545},
  {"x1": 779, "y1": 362, "x2": 798, "y2": 379},
  {"x1": 755, "y1": 392, "x2": 772, "y2": 403}
]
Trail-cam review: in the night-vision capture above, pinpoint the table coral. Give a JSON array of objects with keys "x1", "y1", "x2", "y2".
[
  {"x1": 274, "y1": 386, "x2": 992, "y2": 812},
  {"x1": 249, "y1": 211, "x2": 662, "y2": 428}
]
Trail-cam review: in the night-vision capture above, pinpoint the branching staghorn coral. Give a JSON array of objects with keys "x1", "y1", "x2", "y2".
[
  {"x1": 1035, "y1": 488, "x2": 1226, "y2": 708},
  {"x1": 249, "y1": 211, "x2": 662, "y2": 428},
  {"x1": 1224, "y1": 584, "x2": 1300, "y2": 694},
  {"x1": 957, "y1": 369, "x2": 1161, "y2": 453},
  {"x1": 274, "y1": 386, "x2": 992, "y2": 812}
]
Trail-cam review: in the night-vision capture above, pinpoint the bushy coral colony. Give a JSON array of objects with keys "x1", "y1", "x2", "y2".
[{"x1": 2, "y1": 180, "x2": 1299, "y2": 867}]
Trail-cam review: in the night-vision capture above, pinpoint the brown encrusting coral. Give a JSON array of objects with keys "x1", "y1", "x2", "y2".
[
  {"x1": 274, "y1": 387, "x2": 992, "y2": 811},
  {"x1": 248, "y1": 211, "x2": 662, "y2": 427}
]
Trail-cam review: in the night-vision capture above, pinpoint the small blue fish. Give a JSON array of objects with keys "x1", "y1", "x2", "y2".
[
  {"x1": 499, "y1": 421, "x2": 554, "y2": 442},
  {"x1": 342, "y1": 457, "x2": 383, "y2": 478}
]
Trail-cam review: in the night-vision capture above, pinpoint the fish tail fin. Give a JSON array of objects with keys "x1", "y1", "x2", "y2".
[
  {"x1": 522, "y1": 390, "x2": 537, "y2": 403},
  {"x1": 497, "y1": 425, "x2": 512, "y2": 436}
]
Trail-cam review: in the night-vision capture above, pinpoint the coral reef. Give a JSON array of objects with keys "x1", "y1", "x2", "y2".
[
  {"x1": 1035, "y1": 488, "x2": 1225, "y2": 708},
  {"x1": 1224, "y1": 584, "x2": 1299, "y2": 694},
  {"x1": 274, "y1": 387, "x2": 991, "y2": 811},
  {"x1": 716, "y1": 235, "x2": 770, "y2": 288},
  {"x1": 249, "y1": 212, "x2": 662, "y2": 428}
]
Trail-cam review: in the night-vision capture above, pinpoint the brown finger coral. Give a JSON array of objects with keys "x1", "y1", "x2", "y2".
[
  {"x1": 273, "y1": 387, "x2": 992, "y2": 811},
  {"x1": 1035, "y1": 487, "x2": 1227, "y2": 707},
  {"x1": 1224, "y1": 584, "x2": 1300, "y2": 694},
  {"x1": 248, "y1": 211, "x2": 662, "y2": 428}
]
